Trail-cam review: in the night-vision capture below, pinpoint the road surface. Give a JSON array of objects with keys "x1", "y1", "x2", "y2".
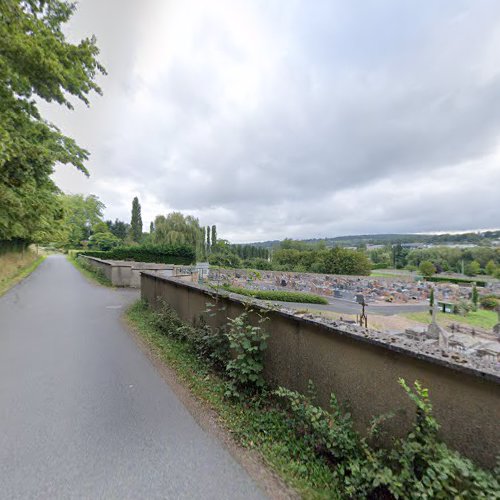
[
  {"x1": 274, "y1": 299, "x2": 428, "y2": 316},
  {"x1": 0, "y1": 255, "x2": 265, "y2": 499}
]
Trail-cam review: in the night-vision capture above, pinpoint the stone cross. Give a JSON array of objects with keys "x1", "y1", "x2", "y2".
[{"x1": 431, "y1": 288, "x2": 439, "y2": 324}]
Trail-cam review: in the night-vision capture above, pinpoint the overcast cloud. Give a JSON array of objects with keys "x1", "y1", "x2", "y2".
[{"x1": 46, "y1": 0, "x2": 500, "y2": 242}]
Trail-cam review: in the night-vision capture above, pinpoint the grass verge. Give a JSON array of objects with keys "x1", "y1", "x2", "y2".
[
  {"x1": 0, "y1": 251, "x2": 45, "y2": 296},
  {"x1": 404, "y1": 309, "x2": 497, "y2": 329},
  {"x1": 126, "y1": 300, "x2": 338, "y2": 498},
  {"x1": 223, "y1": 285, "x2": 329, "y2": 305},
  {"x1": 67, "y1": 255, "x2": 112, "y2": 287}
]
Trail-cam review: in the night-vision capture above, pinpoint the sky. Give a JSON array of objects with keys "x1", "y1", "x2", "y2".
[{"x1": 46, "y1": 0, "x2": 500, "y2": 243}]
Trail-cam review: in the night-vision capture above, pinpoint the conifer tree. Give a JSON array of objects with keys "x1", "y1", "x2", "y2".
[
  {"x1": 211, "y1": 225, "x2": 217, "y2": 247},
  {"x1": 130, "y1": 197, "x2": 143, "y2": 242}
]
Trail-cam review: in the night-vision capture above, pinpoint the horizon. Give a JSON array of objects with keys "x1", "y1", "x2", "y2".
[{"x1": 46, "y1": 0, "x2": 500, "y2": 243}]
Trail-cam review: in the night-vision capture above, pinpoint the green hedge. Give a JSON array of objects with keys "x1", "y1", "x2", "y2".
[
  {"x1": 425, "y1": 276, "x2": 486, "y2": 287},
  {"x1": 223, "y1": 285, "x2": 329, "y2": 304},
  {"x1": 79, "y1": 244, "x2": 195, "y2": 265}
]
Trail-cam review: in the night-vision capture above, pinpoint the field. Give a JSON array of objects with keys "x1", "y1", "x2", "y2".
[
  {"x1": 0, "y1": 250, "x2": 45, "y2": 296},
  {"x1": 404, "y1": 309, "x2": 497, "y2": 330}
]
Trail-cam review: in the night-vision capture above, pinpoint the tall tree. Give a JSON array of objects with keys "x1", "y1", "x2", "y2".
[
  {"x1": 206, "y1": 225, "x2": 211, "y2": 253},
  {"x1": 153, "y1": 212, "x2": 204, "y2": 260},
  {"x1": 130, "y1": 197, "x2": 143, "y2": 242},
  {"x1": 149, "y1": 221, "x2": 154, "y2": 233},
  {"x1": 106, "y1": 219, "x2": 129, "y2": 240},
  {"x1": 0, "y1": 0, "x2": 105, "y2": 242},
  {"x1": 56, "y1": 194, "x2": 105, "y2": 248},
  {"x1": 211, "y1": 225, "x2": 217, "y2": 247}
]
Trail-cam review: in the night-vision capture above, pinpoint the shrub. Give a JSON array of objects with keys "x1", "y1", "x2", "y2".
[
  {"x1": 453, "y1": 300, "x2": 473, "y2": 316},
  {"x1": 480, "y1": 295, "x2": 499, "y2": 310},
  {"x1": 223, "y1": 285, "x2": 329, "y2": 304},
  {"x1": 276, "y1": 379, "x2": 500, "y2": 498},
  {"x1": 208, "y1": 252, "x2": 241, "y2": 268},
  {"x1": 192, "y1": 313, "x2": 230, "y2": 371},
  {"x1": 88, "y1": 232, "x2": 121, "y2": 251},
  {"x1": 465, "y1": 260, "x2": 481, "y2": 276},
  {"x1": 419, "y1": 260, "x2": 436, "y2": 278},
  {"x1": 225, "y1": 310, "x2": 269, "y2": 399},
  {"x1": 80, "y1": 244, "x2": 195, "y2": 264}
]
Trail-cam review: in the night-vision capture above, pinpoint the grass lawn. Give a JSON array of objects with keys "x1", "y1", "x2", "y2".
[
  {"x1": 404, "y1": 309, "x2": 497, "y2": 330},
  {"x1": 0, "y1": 250, "x2": 45, "y2": 296},
  {"x1": 370, "y1": 272, "x2": 399, "y2": 279}
]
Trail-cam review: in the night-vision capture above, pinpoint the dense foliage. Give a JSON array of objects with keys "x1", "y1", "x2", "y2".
[
  {"x1": 222, "y1": 285, "x2": 329, "y2": 304},
  {"x1": 56, "y1": 194, "x2": 105, "y2": 247},
  {"x1": 272, "y1": 246, "x2": 371, "y2": 275},
  {"x1": 231, "y1": 244, "x2": 269, "y2": 260},
  {"x1": 276, "y1": 380, "x2": 499, "y2": 498},
  {"x1": 153, "y1": 212, "x2": 206, "y2": 260},
  {"x1": 80, "y1": 244, "x2": 195, "y2": 264},
  {"x1": 0, "y1": 0, "x2": 104, "y2": 243}
]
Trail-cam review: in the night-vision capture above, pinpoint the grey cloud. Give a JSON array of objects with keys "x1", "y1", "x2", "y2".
[{"x1": 49, "y1": 0, "x2": 500, "y2": 242}]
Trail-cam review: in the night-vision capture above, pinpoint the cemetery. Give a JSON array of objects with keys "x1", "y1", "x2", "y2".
[{"x1": 208, "y1": 267, "x2": 500, "y2": 307}]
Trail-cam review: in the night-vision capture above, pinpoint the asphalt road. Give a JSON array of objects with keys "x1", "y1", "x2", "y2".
[{"x1": 0, "y1": 255, "x2": 265, "y2": 499}]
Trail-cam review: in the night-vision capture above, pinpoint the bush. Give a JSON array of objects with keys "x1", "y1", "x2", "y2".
[
  {"x1": 225, "y1": 311, "x2": 269, "y2": 399},
  {"x1": 480, "y1": 295, "x2": 499, "y2": 310},
  {"x1": 223, "y1": 285, "x2": 329, "y2": 304},
  {"x1": 453, "y1": 300, "x2": 473, "y2": 316},
  {"x1": 419, "y1": 260, "x2": 436, "y2": 278},
  {"x1": 88, "y1": 232, "x2": 121, "y2": 251},
  {"x1": 208, "y1": 252, "x2": 241, "y2": 268},
  {"x1": 242, "y1": 258, "x2": 273, "y2": 270},
  {"x1": 79, "y1": 244, "x2": 195, "y2": 264},
  {"x1": 276, "y1": 379, "x2": 500, "y2": 498}
]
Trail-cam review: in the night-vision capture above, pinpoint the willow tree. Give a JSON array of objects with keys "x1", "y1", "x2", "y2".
[
  {"x1": 152, "y1": 213, "x2": 206, "y2": 260},
  {"x1": 0, "y1": 0, "x2": 105, "y2": 242}
]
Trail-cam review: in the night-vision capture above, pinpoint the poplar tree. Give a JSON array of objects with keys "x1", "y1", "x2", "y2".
[
  {"x1": 211, "y1": 225, "x2": 217, "y2": 247},
  {"x1": 206, "y1": 225, "x2": 211, "y2": 253},
  {"x1": 130, "y1": 197, "x2": 143, "y2": 242}
]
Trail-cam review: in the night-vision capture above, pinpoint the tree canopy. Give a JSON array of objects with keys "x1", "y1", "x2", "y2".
[{"x1": 0, "y1": 0, "x2": 104, "y2": 242}]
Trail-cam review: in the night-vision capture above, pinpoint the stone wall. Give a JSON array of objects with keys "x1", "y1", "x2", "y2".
[
  {"x1": 141, "y1": 271, "x2": 500, "y2": 468},
  {"x1": 78, "y1": 256, "x2": 173, "y2": 287}
]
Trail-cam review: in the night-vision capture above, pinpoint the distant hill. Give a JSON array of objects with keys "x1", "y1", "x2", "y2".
[{"x1": 250, "y1": 230, "x2": 500, "y2": 248}]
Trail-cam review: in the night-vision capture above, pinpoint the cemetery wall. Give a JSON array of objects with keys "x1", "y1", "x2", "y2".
[{"x1": 140, "y1": 271, "x2": 500, "y2": 468}]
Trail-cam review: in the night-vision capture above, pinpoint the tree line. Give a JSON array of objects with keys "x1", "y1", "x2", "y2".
[{"x1": 369, "y1": 244, "x2": 500, "y2": 278}]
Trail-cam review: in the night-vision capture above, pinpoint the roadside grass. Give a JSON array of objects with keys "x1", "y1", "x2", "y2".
[
  {"x1": 126, "y1": 300, "x2": 338, "y2": 499},
  {"x1": 0, "y1": 251, "x2": 45, "y2": 296},
  {"x1": 403, "y1": 309, "x2": 497, "y2": 330},
  {"x1": 222, "y1": 285, "x2": 329, "y2": 305},
  {"x1": 370, "y1": 271, "x2": 399, "y2": 279},
  {"x1": 67, "y1": 255, "x2": 112, "y2": 287}
]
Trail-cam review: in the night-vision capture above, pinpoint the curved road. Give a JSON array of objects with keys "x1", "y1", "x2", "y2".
[{"x1": 0, "y1": 255, "x2": 265, "y2": 499}]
